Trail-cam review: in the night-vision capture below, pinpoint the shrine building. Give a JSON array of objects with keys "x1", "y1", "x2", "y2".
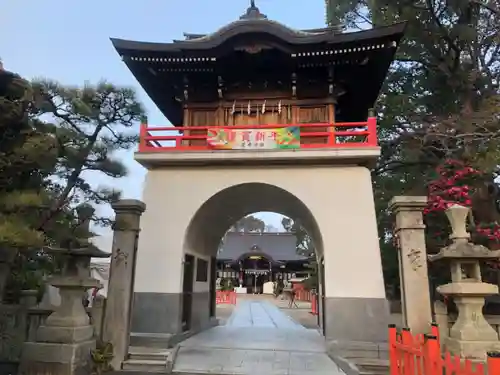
[
  {"x1": 111, "y1": 1, "x2": 406, "y2": 350},
  {"x1": 217, "y1": 232, "x2": 311, "y2": 294}
]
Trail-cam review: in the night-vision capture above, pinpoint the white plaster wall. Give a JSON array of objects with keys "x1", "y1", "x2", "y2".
[
  {"x1": 134, "y1": 165, "x2": 385, "y2": 300},
  {"x1": 134, "y1": 170, "x2": 184, "y2": 293}
]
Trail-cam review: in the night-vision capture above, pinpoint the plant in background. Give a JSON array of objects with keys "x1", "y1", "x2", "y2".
[
  {"x1": 90, "y1": 340, "x2": 114, "y2": 375},
  {"x1": 424, "y1": 159, "x2": 478, "y2": 215},
  {"x1": 423, "y1": 159, "x2": 478, "y2": 245},
  {"x1": 219, "y1": 277, "x2": 234, "y2": 291},
  {"x1": 424, "y1": 159, "x2": 500, "y2": 249},
  {"x1": 302, "y1": 274, "x2": 318, "y2": 291}
]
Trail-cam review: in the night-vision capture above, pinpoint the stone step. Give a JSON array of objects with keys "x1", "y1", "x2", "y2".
[
  {"x1": 121, "y1": 358, "x2": 169, "y2": 373},
  {"x1": 128, "y1": 349, "x2": 172, "y2": 362}
]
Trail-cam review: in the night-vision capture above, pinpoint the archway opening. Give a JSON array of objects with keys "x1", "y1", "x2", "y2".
[
  {"x1": 182, "y1": 183, "x2": 325, "y2": 332},
  {"x1": 216, "y1": 213, "x2": 317, "y2": 295},
  {"x1": 184, "y1": 183, "x2": 324, "y2": 258}
]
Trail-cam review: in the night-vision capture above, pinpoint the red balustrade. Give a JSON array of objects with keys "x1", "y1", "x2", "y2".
[
  {"x1": 295, "y1": 289, "x2": 312, "y2": 302},
  {"x1": 389, "y1": 324, "x2": 500, "y2": 375},
  {"x1": 215, "y1": 290, "x2": 236, "y2": 305},
  {"x1": 138, "y1": 118, "x2": 378, "y2": 152}
]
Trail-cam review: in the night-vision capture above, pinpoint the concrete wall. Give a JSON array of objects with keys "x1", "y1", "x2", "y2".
[
  {"x1": 191, "y1": 252, "x2": 212, "y2": 332},
  {"x1": 132, "y1": 165, "x2": 388, "y2": 345}
]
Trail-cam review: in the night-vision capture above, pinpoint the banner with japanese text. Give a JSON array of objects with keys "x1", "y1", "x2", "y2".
[{"x1": 207, "y1": 127, "x2": 300, "y2": 150}]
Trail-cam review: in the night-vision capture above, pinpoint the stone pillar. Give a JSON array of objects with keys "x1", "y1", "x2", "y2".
[
  {"x1": 389, "y1": 196, "x2": 432, "y2": 333},
  {"x1": 102, "y1": 199, "x2": 146, "y2": 370}
]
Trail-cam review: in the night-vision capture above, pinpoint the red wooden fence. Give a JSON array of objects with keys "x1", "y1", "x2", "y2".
[
  {"x1": 216, "y1": 291, "x2": 236, "y2": 305},
  {"x1": 389, "y1": 324, "x2": 500, "y2": 375},
  {"x1": 310, "y1": 293, "x2": 318, "y2": 316},
  {"x1": 295, "y1": 289, "x2": 312, "y2": 302}
]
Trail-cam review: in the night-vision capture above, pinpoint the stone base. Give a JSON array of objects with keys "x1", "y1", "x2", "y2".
[
  {"x1": 324, "y1": 297, "x2": 390, "y2": 343},
  {"x1": 37, "y1": 324, "x2": 94, "y2": 343},
  {"x1": 19, "y1": 340, "x2": 95, "y2": 375},
  {"x1": 445, "y1": 337, "x2": 500, "y2": 360}
]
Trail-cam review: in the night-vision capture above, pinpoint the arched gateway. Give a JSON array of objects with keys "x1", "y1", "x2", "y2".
[{"x1": 112, "y1": 1, "x2": 406, "y2": 353}]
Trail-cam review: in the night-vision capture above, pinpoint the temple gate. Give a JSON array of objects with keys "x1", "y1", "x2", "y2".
[{"x1": 110, "y1": 0, "x2": 406, "y2": 358}]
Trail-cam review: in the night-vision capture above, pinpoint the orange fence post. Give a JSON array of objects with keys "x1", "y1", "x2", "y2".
[
  {"x1": 430, "y1": 323, "x2": 439, "y2": 342},
  {"x1": 328, "y1": 123, "x2": 335, "y2": 146},
  {"x1": 388, "y1": 324, "x2": 399, "y2": 375},
  {"x1": 487, "y1": 351, "x2": 500, "y2": 375},
  {"x1": 423, "y1": 334, "x2": 440, "y2": 375},
  {"x1": 366, "y1": 117, "x2": 378, "y2": 146},
  {"x1": 138, "y1": 121, "x2": 148, "y2": 152},
  {"x1": 231, "y1": 291, "x2": 237, "y2": 305},
  {"x1": 401, "y1": 328, "x2": 414, "y2": 375},
  {"x1": 310, "y1": 293, "x2": 318, "y2": 316}
]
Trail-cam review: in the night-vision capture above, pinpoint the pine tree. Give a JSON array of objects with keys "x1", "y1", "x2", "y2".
[
  {"x1": 0, "y1": 64, "x2": 58, "y2": 296},
  {"x1": 31, "y1": 79, "x2": 145, "y2": 229},
  {"x1": 0, "y1": 68, "x2": 146, "y2": 301}
]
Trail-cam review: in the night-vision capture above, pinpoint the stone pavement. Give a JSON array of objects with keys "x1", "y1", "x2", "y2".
[{"x1": 173, "y1": 300, "x2": 345, "y2": 375}]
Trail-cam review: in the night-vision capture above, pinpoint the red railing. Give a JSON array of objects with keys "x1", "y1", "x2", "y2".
[
  {"x1": 216, "y1": 290, "x2": 236, "y2": 305},
  {"x1": 295, "y1": 289, "x2": 312, "y2": 302},
  {"x1": 138, "y1": 118, "x2": 378, "y2": 152},
  {"x1": 389, "y1": 324, "x2": 500, "y2": 375}
]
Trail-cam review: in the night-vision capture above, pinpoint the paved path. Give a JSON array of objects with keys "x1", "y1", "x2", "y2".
[{"x1": 173, "y1": 300, "x2": 345, "y2": 375}]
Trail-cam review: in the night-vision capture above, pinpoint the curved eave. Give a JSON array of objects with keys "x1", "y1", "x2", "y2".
[
  {"x1": 122, "y1": 58, "x2": 182, "y2": 125},
  {"x1": 110, "y1": 21, "x2": 407, "y2": 54}
]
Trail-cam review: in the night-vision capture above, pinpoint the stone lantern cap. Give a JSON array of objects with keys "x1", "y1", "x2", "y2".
[
  {"x1": 428, "y1": 242, "x2": 500, "y2": 262},
  {"x1": 48, "y1": 276, "x2": 102, "y2": 290},
  {"x1": 428, "y1": 203, "x2": 500, "y2": 262},
  {"x1": 42, "y1": 244, "x2": 110, "y2": 258}
]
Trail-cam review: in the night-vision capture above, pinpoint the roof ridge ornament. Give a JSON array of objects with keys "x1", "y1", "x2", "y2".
[{"x1": 240, "y1": 0, "x2": 267, "y2": 20}]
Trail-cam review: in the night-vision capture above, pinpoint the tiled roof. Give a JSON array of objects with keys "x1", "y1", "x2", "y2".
[{"x1": 217, "y1": 232, "x2": 307, "y2": 262}]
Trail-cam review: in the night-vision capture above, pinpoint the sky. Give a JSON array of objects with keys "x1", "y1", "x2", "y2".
[{"x1": 0, "y1": 0, "x2": 327, "y2": 251}]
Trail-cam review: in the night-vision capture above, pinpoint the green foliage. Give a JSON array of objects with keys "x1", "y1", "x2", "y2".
[
  {"x1": 2, "y1": 250, "x2": 57, "y2": 303},
  {"x1": 91, "y1": 340, "x2": 114, "y2": 374},
  {"x1": 32, "y1": 79, "x2": 145, "y2": 222},
  {"x1": 325, "y1": 0, "x2": 500, "y2": 291},
  {"x1": 281, "y1": 217, "x2": 314, "y2": 256},
  {"x1": 219, "y1": 277, "x2": 234, "y2": 291},
  {"x1": 229, "y1": 215, "x2": 266, "y2": 232},
  {"x1": 302, "y1": 274, "x2": 318, "y2": 291},
  {"x1": 0, "y1": 68, "x2": 146, "y2": 301},
  {"x1": 0, "y1": 69, "x2": 55, "y2": 251}
]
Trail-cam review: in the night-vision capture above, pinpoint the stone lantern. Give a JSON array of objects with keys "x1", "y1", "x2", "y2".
[
  {"x1": 429, "y1": 204, "x2": 500, "y2": 360},
  {"x1": 20, "y1": 204, "x2": 110, "y2": 375}
]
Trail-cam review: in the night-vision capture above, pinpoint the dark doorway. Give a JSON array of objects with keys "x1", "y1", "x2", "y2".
[
  {"x1": 319, "y1": 257, "x2": 326, "y2": 335},
  {"x1": 209, "y1": 256, "x2": 216, "y2": 317},
  {"x1": 181, "y1": 254, "x2": 195, "y2": 332}
]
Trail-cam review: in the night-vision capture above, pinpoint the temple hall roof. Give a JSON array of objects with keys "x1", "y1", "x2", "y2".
[
  {"x1": 110, "y1": 1, "x2": 406, "y2": 124},
  {"x1": 217, "y1": 232, "x2": 307, "y2": 262}
]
